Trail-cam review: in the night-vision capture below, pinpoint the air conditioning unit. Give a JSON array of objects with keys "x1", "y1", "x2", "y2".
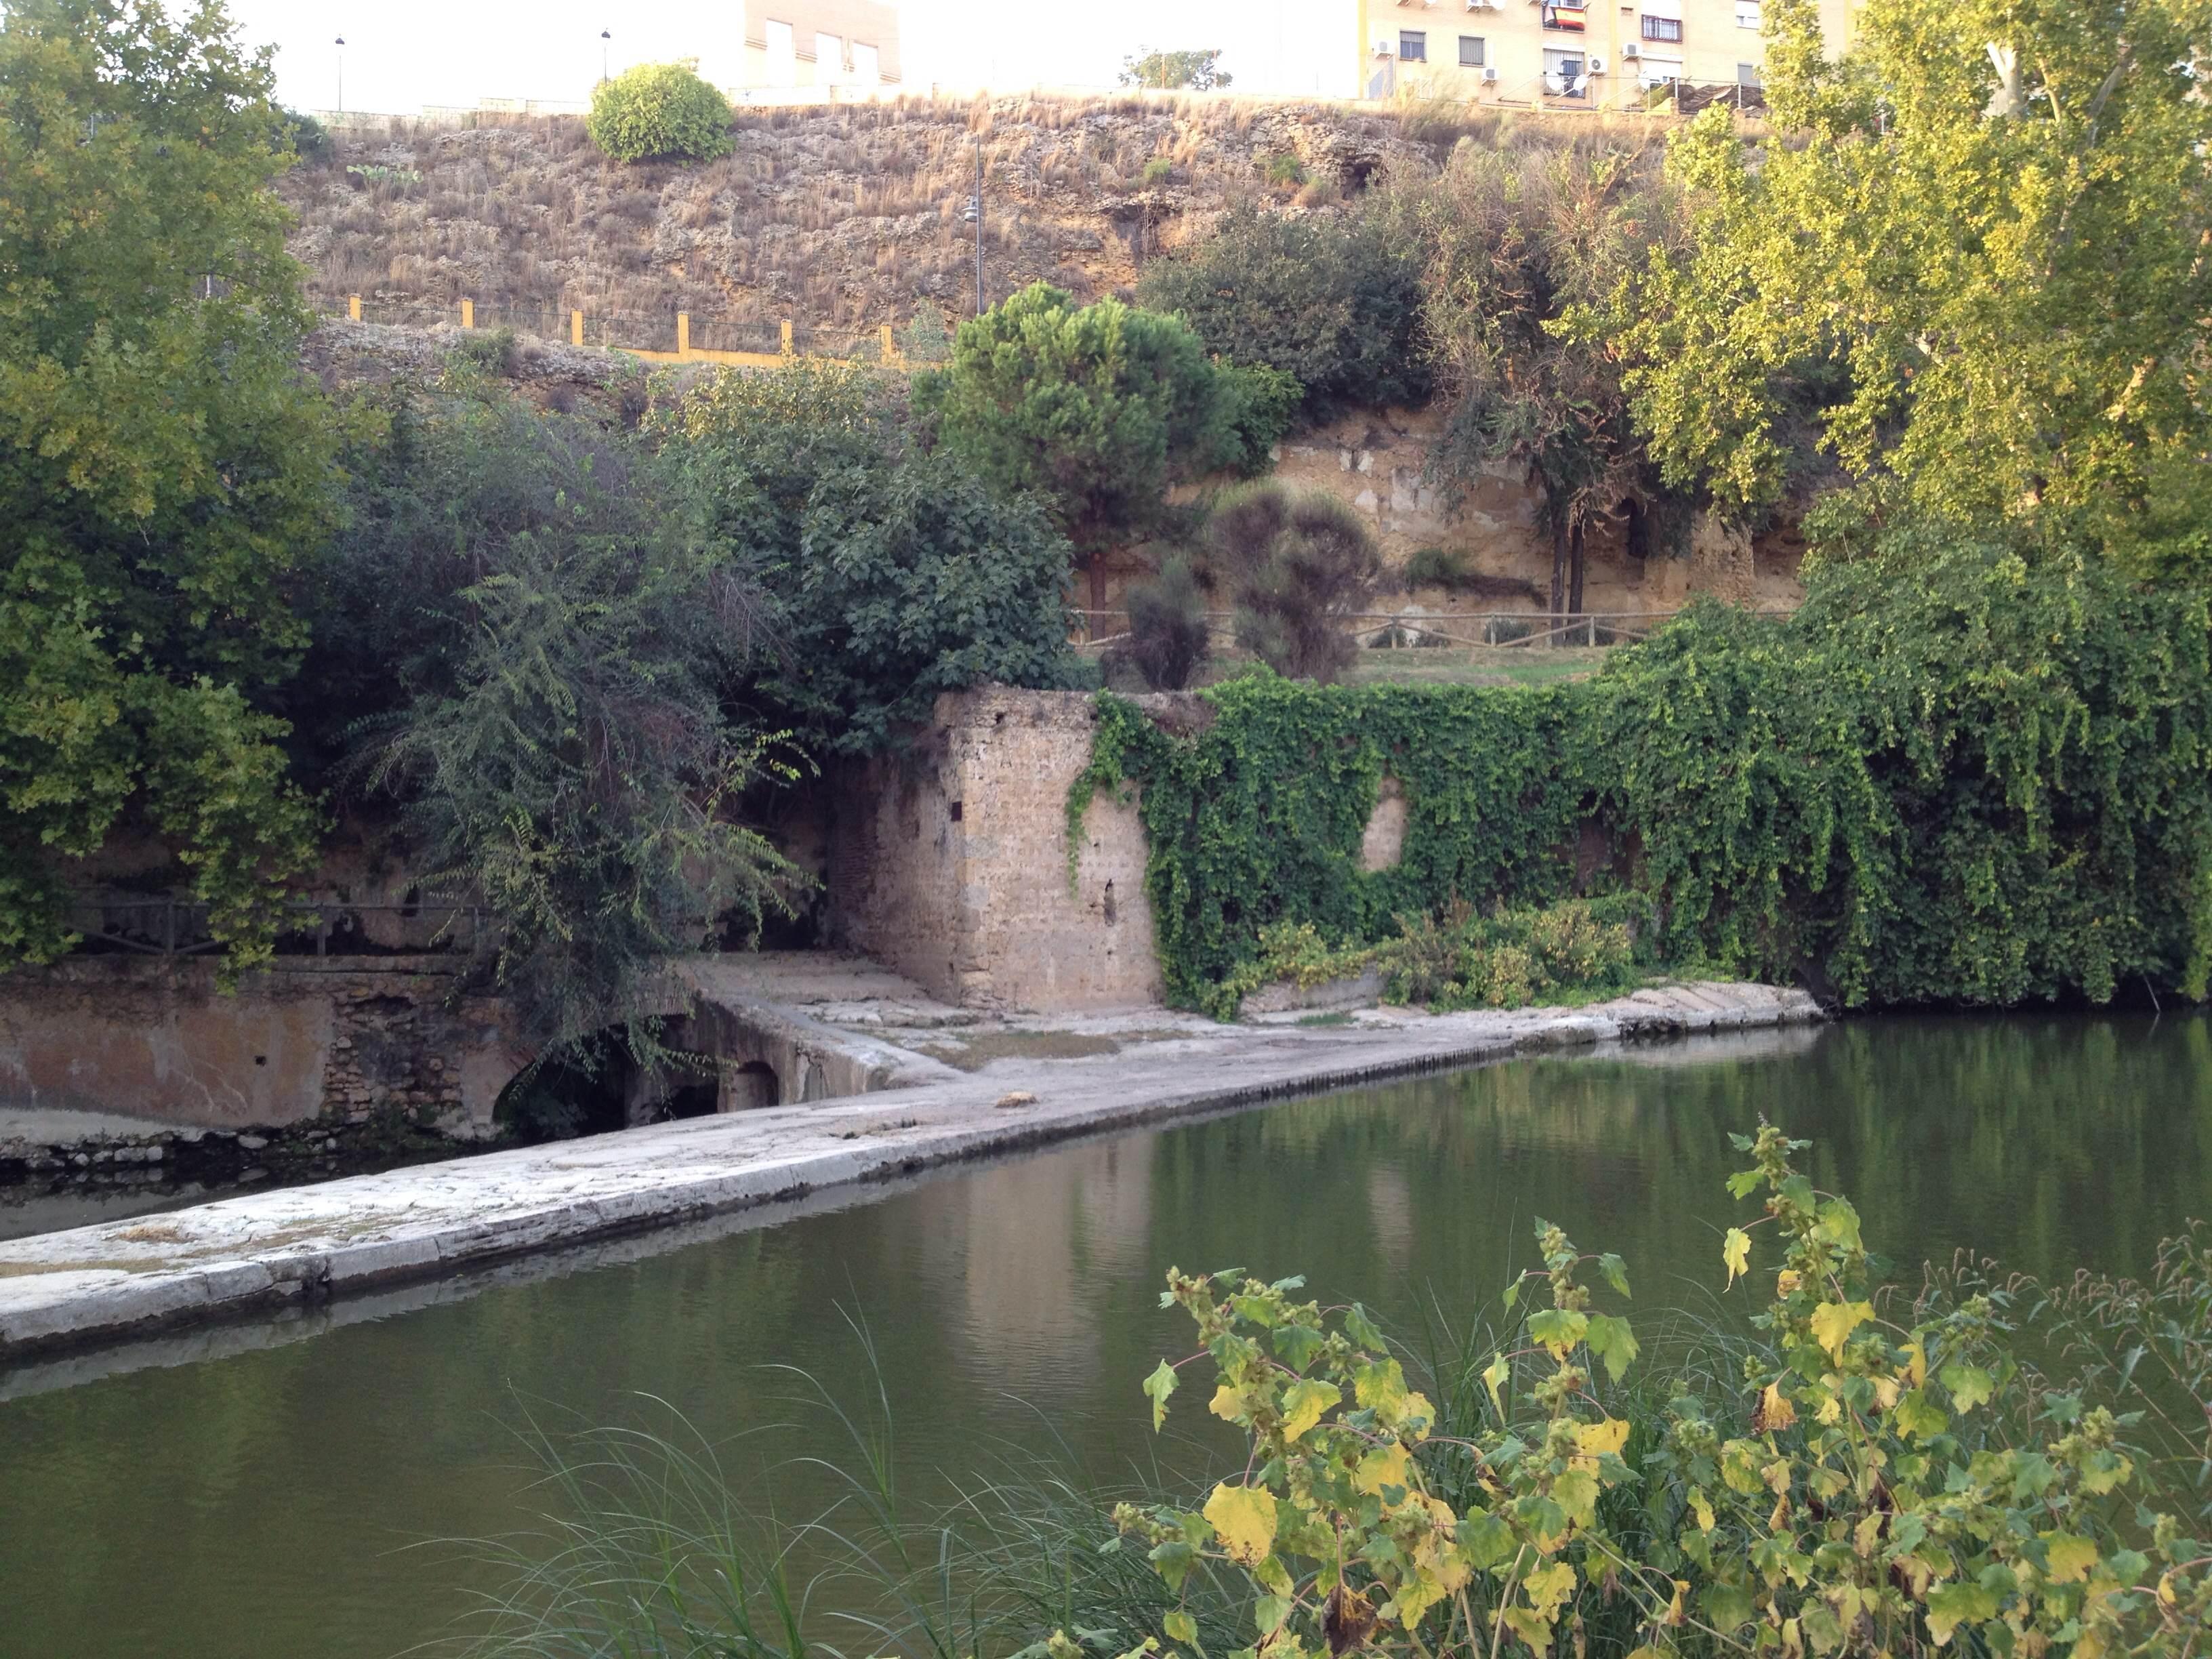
[
  {"x1": 1372, "y1": 29, "x2": 1397, "y2": 54},
  {"x1": 1586, "y1": 54, "x2": 1606, "y2": 70},
  {"x1": 1621, "y1": 41, "x2": 1639, "y2": 57},
  {"x1": 1481, "y1": 65, "x2": 1499, "y2": 80}
]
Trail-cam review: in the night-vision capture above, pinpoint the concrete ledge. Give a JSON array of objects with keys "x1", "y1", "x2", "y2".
[{"x1": 0, "y1": 982, "x2": 1823, "y2": 1365}]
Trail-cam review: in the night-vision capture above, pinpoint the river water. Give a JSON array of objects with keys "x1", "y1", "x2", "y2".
[{"x1": 3, "y1": 1012, "x2": 2209, "y2": 1658}]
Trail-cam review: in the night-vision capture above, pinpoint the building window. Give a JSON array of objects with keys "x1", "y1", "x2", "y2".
[
  {"x1": 1736, "y1": 0, "x2": 1762, "y2": 26},
  {"x1": 1737, "y1": 60, "x2": 1761, "y2": 84},
  {"x1": 815, "y1": 30, "x2": 844, "y2": 82},
  {"x1": 1399, "y1": 30, "x2": 1427, "y2": 60},
  {"x1": 764, "y1": 18, "x2": 796, "y2": 86},
  {"x1": 1544, "y1": 47, "x2": 1587, "y2": 95},
  {"x1": 851, "y1": 41, "x2": 880, "y2": 84},
  {"x1": 1637, "y1": 56, "x2": 1683, "y2": 88},
  {"x1": 1542, "y1": 3, "x2": 1587, "y2": 30},
  {"x1": 1641, "y1": 16, "x2": 1683, "y2": 41},
  {"x1": 1458, "y1": 35, "x2": 1486, "y2": 66}
]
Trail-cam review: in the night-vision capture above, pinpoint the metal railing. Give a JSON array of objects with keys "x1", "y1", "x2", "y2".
[
  {"x1": 1071, "y1": 607, "x2": 1791, "y2": 653},
  {"x1": 63, "y1": 895, "x2": 495, "y2": 960}
]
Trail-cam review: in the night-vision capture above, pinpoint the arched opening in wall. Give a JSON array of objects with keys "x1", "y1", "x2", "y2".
[
  {"x1": 493, "y1": 1031, "x2": 633, "y2": 1143},
  {"x1": 726, "y1": 1059, "x2": 781, "y2": 1111}
]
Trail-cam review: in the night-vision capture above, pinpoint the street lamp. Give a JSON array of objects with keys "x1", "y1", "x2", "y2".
[
  {"x1": 334, "y1": 36, "x2": 345, "y2": 112},
  {"x1": 600, "y1": 29, "x2": 611, "y2": 84}
]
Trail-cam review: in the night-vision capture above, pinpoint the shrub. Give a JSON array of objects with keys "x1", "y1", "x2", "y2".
[
  {"x1": 1208, "y1": 483, "x2": 1381, "y2": 684},
  {"x1": 1118, "y1": 1128, "x2": 2212, "y2": 1659},
  {"x1": 1263, "y1": 151, "x2": 1305, "y2": 188},
  {"x1": 586, "y1": 60, "x2": 733, "y2": 165},
  {"x1": 280, "y1": 108, "x2": 332, "y2": 167},
  {"x1": 1122, "y1": 556, "x2": 1212, "y2": 691},
  {"x1": 654, "y1": 360, "x2": 1082, "y2": 753},
  {"x1": 450, "y1": 325, "x2": 517, "y2": 377},
  {"x1": 1136, "y1": 203, "x2": 1431, "y2": 419},
  {"x1": 1141, "y1": 156, "x2": 1174, "y2": 185}
]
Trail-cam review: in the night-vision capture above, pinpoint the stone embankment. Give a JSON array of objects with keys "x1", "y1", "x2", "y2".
[{"x1": 0, "y1": 981, "x2": 1820, "y2": 1363}]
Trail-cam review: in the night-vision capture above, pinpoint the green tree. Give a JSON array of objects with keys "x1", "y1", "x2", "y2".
[
  {"x1": 1610, "y1": 0, "x2": 2212, "y2": 573},
  {"x1": 1117, "y1": 47, "x2": 1231, "y2": 90},
  {"x1": 1135, "y1": 203, "x2": 1431, "y2": 419},
  {"x1": 1414, "y1": 136, "x2": 1677, "y2": 620},
  {"x1": 657, "y1": 361, "x2": 1082, "y2": 753},
  {"x1": 0, "y1": 0, "x2": 340, "y2": 970},
  {"x1": 586, "y1": 59, "x2": 732, "y2": 165},
  {"x1": 328, "y1": 388, "x2": 800, "y2": 1054},
  {"x1": 918, "y1": 284, "x2": 1275, "y2": 608},
  {"x1": 1207, "y1": 482, "x2": 1382, "y2": 686}
]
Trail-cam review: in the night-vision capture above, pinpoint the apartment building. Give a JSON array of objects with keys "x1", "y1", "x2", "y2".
[
  {"x1": 737, "y1": 0, "x2": 901, "y2": 92},
  {"x1": 1354, "y1": 0, "x2": 1852, "y2": 107}
]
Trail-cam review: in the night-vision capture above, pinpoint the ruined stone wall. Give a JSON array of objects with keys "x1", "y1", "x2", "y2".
[
  {"x1": 827, "y1": 689, "x2": 1163, "y2": 1011},
  {"x1": 1135, "y1": 407, "x2": 1806, "y2": 621},
  {"x1": 0, "y1": 958, "x2": 523, "y2": 1136}
]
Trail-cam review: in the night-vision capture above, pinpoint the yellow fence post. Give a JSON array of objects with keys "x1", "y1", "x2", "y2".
[
  {"x1": 348, "y1": 294, "x2": 361, "y2": 321},
  {"x1": 780, "y1": 319, "x2": 794, "y2": 357},
  {"x1": 460, "y1": 298, "x2": 474, "y2": 329},
  {"x1": 571, "y1": 309, "x2": 583, "y2": 347},
  {"x1": 677, "y1": 311, "x2": 690, "y2": 356},
  {"x1": 880, "y1": 322, "x2": 895, "y2": 363}
]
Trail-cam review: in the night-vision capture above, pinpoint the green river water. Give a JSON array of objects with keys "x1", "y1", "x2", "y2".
[{"x1": 3, "y1": 1012, "x2": 2211, "y2": 1658}]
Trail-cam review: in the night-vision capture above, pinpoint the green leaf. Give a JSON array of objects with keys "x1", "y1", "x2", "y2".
[
  {"x1": 1940, "y1": 1363, "x2": 1994, "y2": 1412},
  {"x1": 1892, "y1": 1388, "x2": 1950, "y2": 1441},
  {"x1": 1584, "y1": 1313, "x2": 1640, "y2": 1383},
  {"x1": 1164, "y1": 1611, "x2": 1197, "y2": 1646},
  {"x1": 1143, "y1": 1359, "x2": 1178, "y2": 1431},
  {"x1": 1148, "y1": 1539, "x2": 1195, "y2": 1591},
  {"x1": 1253, "y1": 1595, "x2": 1291, "y2": 1637},
  {"x1": 1923, "y1": 1582, "x2": 1999, "y2": 1645},
  {"x1": 1458, "y1": 1510, "x2": 1517, "y2": 1569},
  {"x1": 1271, "y1": 1324, "x2": 1324, "y2": 1372},
  {"x1": 1527, "y1": 1307, "x2": 1589, "y2": 1355},
  {"x1": 1598, "y1": 1252, "x2": 1632, "y2": 1298},
  {"x1": 1813, "y1": 1197, "x2": 1864, "y2": 1253},
  {"x1": 1553, "y1": 1468, "x2": 1600, "y2": 1530},
  {"x1": 1344, "y1": 1303, "x2": 1387, "y2": 1349}
]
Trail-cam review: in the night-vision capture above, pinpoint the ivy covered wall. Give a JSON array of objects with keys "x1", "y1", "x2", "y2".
[{"x1": 1074, "y1": 543, "x2": 2212, "y2": 1016}]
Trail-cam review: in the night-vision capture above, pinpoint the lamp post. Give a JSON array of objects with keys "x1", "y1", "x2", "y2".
[
  {"x1": 334, "y1": 35, "x2": 345, "y2": 112},
  {"x1": 600, "y1": 29, "x2": 611, "y2": 83}
]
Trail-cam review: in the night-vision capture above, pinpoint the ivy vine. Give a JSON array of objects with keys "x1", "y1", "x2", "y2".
[{"x1": 1072, "y1": 539, "x2": 2212, "y2": 1017}]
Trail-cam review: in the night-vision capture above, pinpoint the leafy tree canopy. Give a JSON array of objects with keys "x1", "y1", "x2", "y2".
[
  {"x1": 1118, "y1": 47, "x2": 1231, "y2": 90},
  {"x1": 587, "y1": 59, "x2": 733, "y2": 165},
  {"x1": 1135, "y1": 203, "x2": 1431, "y2": 419},
  {"x1": 0, "y1": 0, "x2": 342, "y2": 970},
  {"x1": 317, "y1": 385, "x2": 796, "y2": 1052},
  {"x1": 1609, "y1": 0, "x2": 2212, "y2": 574},
  {"x1": 656, "y1": 361, "x2": 1083, "y2": 754},
  {"x1": 1412, "y1": 136, "x2": 1678, "y2": 613},
  {"x1": 916, "y1": 284, "x2": 1283, "y2": 600}
]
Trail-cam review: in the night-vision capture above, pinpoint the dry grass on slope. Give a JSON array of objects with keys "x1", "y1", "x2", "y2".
[{"x1": 279, "y1": 92, "x2": 1440, "y2": 354}]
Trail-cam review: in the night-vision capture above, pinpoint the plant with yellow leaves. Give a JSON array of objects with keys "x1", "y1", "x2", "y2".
[{"x1": 1097, "y1": 1126, "x2": 2209, "y2": 1659}]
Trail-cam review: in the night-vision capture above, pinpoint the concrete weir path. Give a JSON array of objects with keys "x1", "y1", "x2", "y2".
[{"x1": 0, "y1": 983, "x2": 1821, "y2": 1363}]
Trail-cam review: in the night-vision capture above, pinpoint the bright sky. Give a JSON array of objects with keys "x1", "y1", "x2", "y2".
[{"x1": 226, "y1": 1, "x2": 1355, "y2": 115}]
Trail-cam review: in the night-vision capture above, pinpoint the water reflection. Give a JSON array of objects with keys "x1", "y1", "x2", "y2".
[{"x1": 1, "y1": 1012, "x2": 2207, "y2": 1659}]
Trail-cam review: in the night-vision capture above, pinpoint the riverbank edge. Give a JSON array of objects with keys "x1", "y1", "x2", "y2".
[{"x1": 0, "y1": 983, "x2": 1823, "y2": 1365}]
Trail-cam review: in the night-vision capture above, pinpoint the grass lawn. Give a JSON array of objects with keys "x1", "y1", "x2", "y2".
[{"x1": 1345, "y1": 644, "x2": 1614, "y2": 688}]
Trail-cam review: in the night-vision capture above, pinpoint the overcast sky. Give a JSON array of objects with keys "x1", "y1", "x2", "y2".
[{"x1": 225, "y1": 1, "x2": 1352, "y2": 115}]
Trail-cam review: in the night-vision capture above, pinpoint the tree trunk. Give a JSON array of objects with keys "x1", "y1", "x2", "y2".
[
  {"x1": 1567, "y1": 518, "x2": 1586, "y2": 625},
  {"x1": 1548, "y1": 513, "x2": 1568, "y2": 634},
  {"x1": 1089, "y1": 549, "x2": 1108, "y2": 614}
]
